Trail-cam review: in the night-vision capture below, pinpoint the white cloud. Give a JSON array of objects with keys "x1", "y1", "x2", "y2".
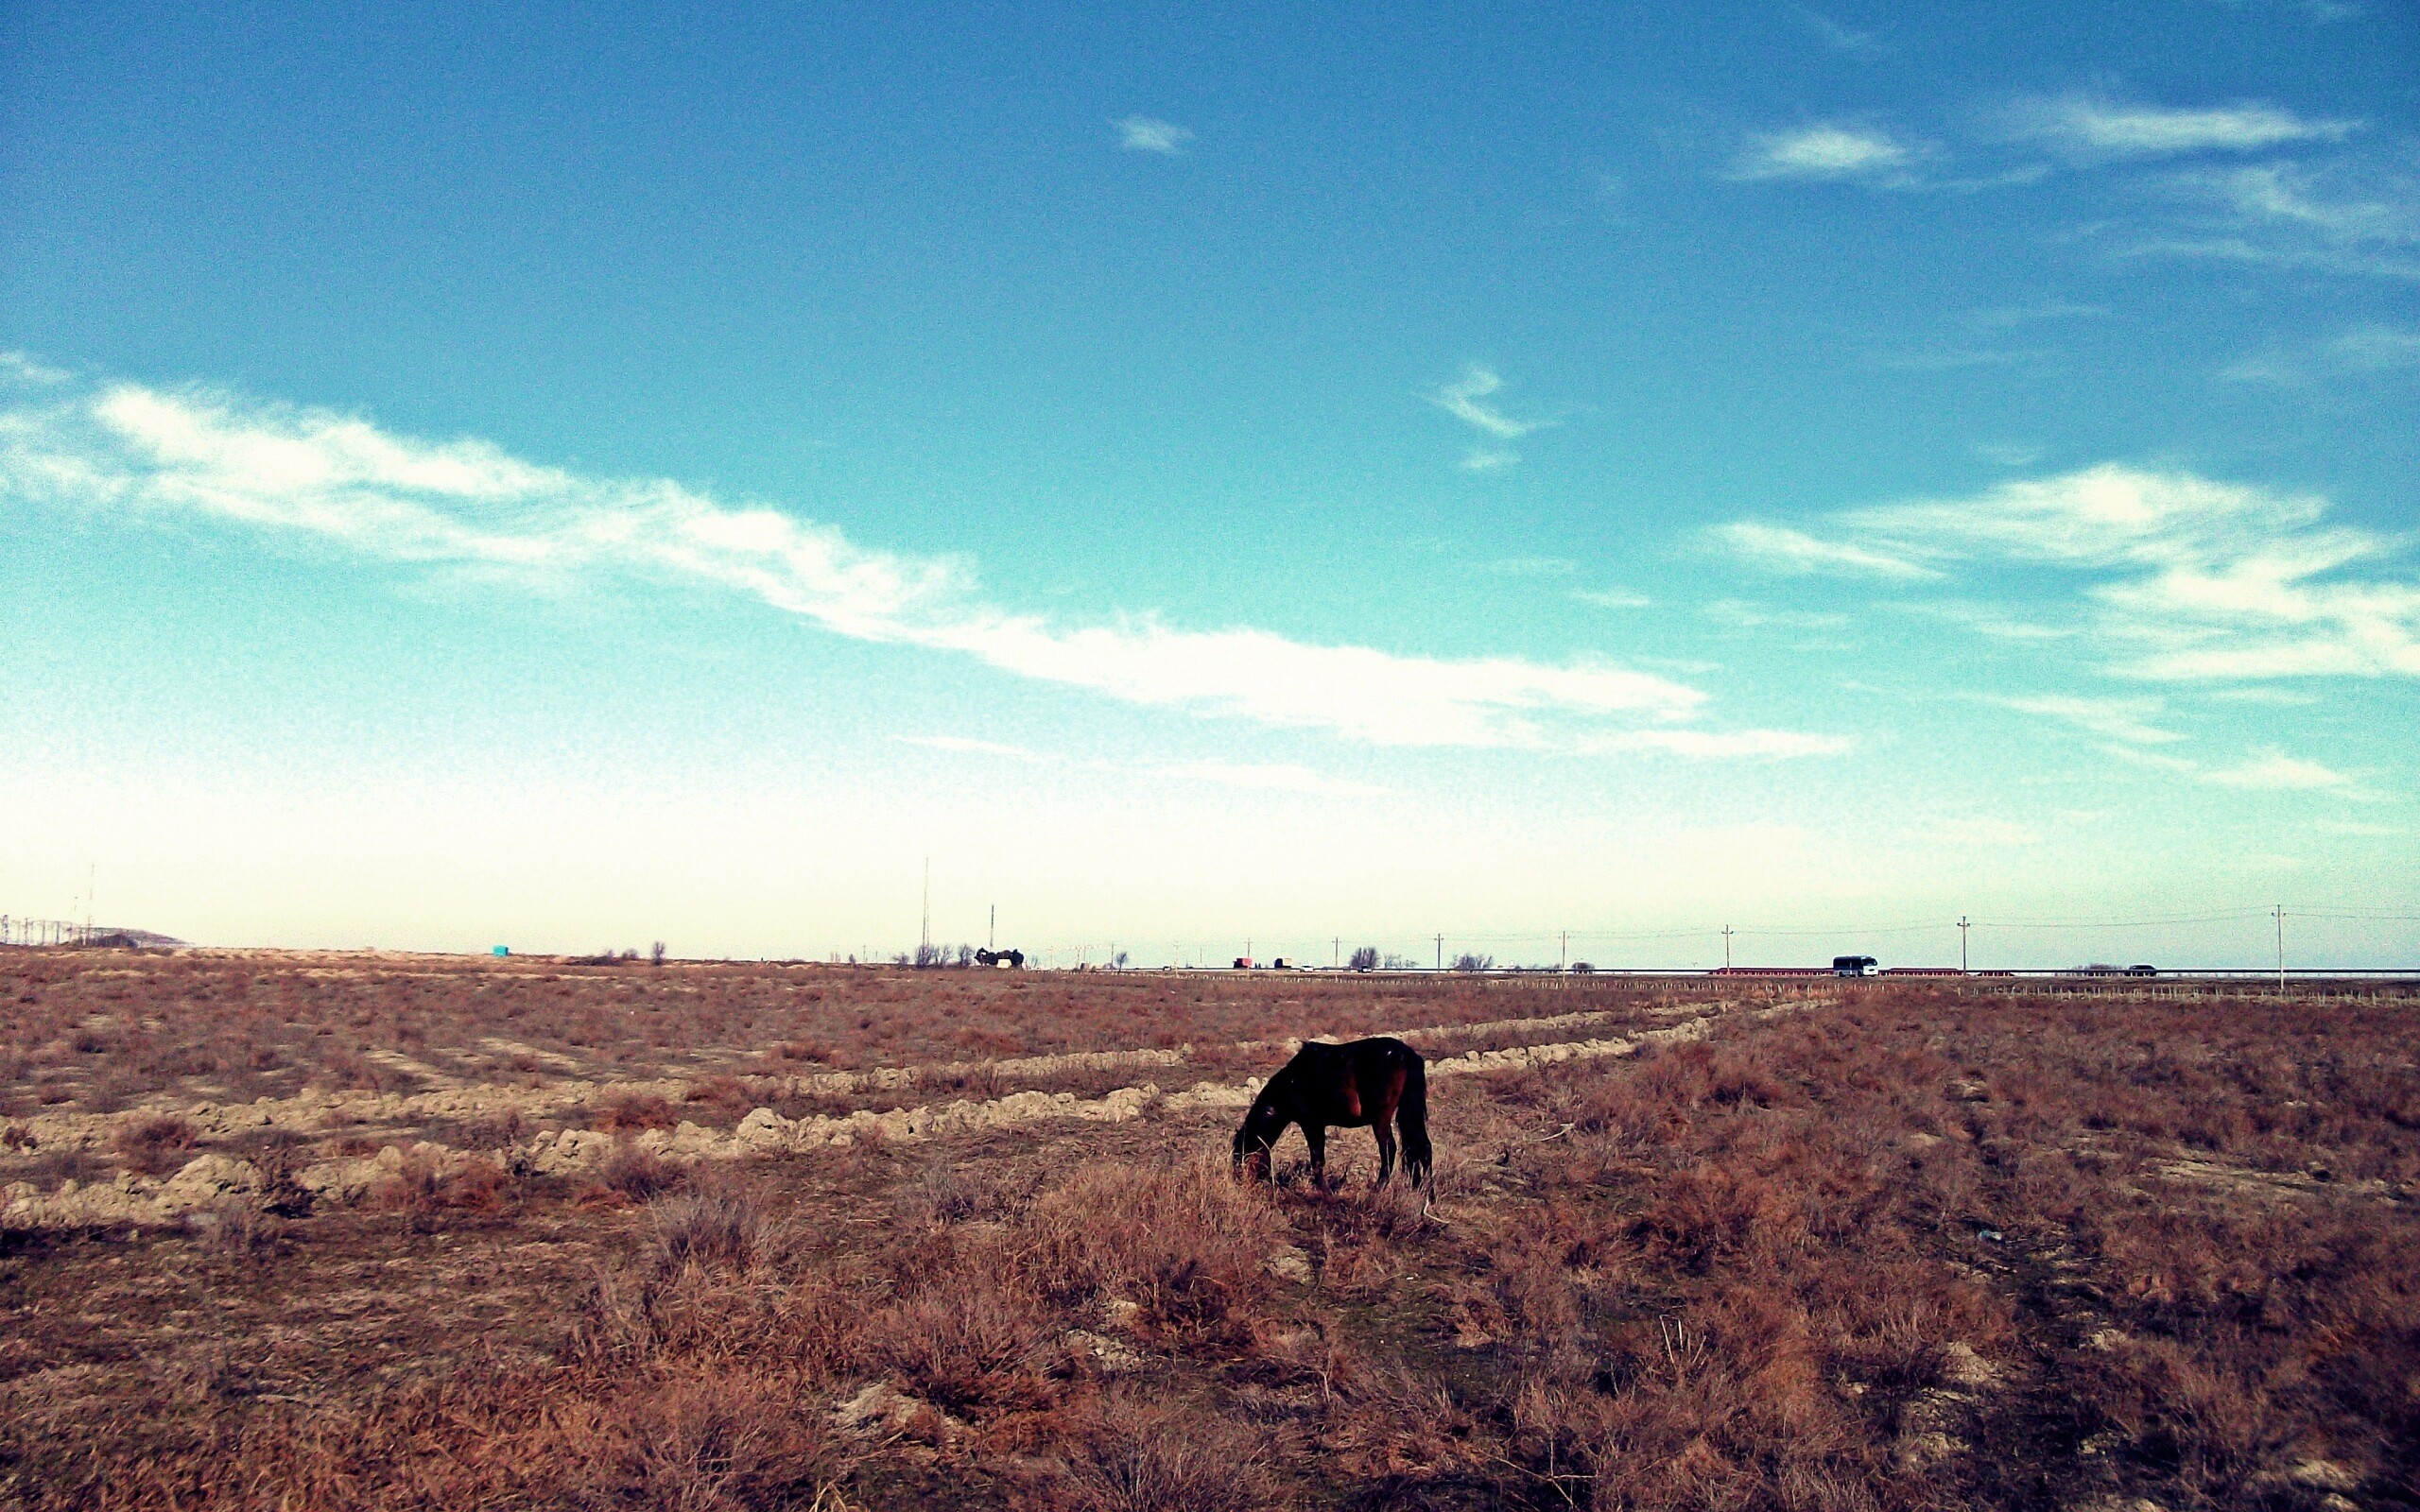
[
  {"x1": 1714, "y1": 464, "x2": 2420, "y2": 685},
  {"x1": 1702, "y1": 598, "x2": 1851, "y2": 632},
  {"x1": 1429, "y1": 366, "x2": 1556, "y2": 472},
  {"x1": 2140, "y1": 162, "x2": 2420, "y2": 280},
  {"x1": 1840, "y1": 463, "x2": 2346, "y2": 573},
  {"x1": 2014, "y1": 95, "x2": 2356, "y2": 159},
  {"x1": 1973, "y1": 441, "x2": 2047, "y2": 468},
  {"x1": 1732, "y1": 124, "x2": 1914, "y2": 182},
  {"x1": 2329, "y1": 323, "x2": 2420, "y2": 371},
  {"x1": 2202, "y1": 686, "x2": 2319, "y2": 706},
  {"x1": 2102, "y1": 744, "x2": 2202, "y2": 775},
  {"x1": 1429, "y1": 366, "x2": 1547, "y2": 440},
  {"x1": 1791, "y1": 7, "x2": 1883, "y2": 55},
  {"x1": 1897, "y1": 601, "x2": 2071, "y2": 641},
  {"x1": 0, "y1": 351, "x2": 71, "y2": 386},
  {"x1": 1115, "y1": 117, "x2": 1192, "y2": 154},
  {"x1": 1573, "y1": 587, "x2": 1651, "y2": 610},
  {"x1": 1991, "y1": 694, "x2": 2184, "y2": 745},
  {"x1": 2202, "y1": 163, "x2": 2413, "y2": 241},
  {"x1": 4, "y1": 374, "x2": 1840, "y2": 756},
  {"x1": 2220, "y1": 323, "x2": 2420, "y2": 386},
  {"x1": 2202, "y1": 752, "x2": 2359, "y2": 791},
  {"x1": 1713, "y1": 521, "x2": 1938, "y2": 579}
]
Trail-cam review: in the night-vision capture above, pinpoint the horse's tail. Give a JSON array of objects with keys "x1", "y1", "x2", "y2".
[{"x1": 1397, "y1": 1049, "x2": 1433, "y2": 1187}]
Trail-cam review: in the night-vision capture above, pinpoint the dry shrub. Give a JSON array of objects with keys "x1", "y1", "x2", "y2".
[
  {"x1": 112, "y1": 1113, "x2": 199, "y2": 1175},
  {"x1": 596, "y1": 1142, "x2": 685, "y2": 1203},
  {"x1": 864, "y1": 1263, "x2": 1059, "y2": 1415},
  {"x1": 1631, "y1": 1160, "x2": 1809, "y2": 1274},
  {"x1": 1314, "y1": 1363, "x2": 1494, "y2": 1482},
  {"x1": 682, "y1": 1074, "x2": 755, "y2": 1120},
  {"x1": 650, "y1": 1186, "x2": 769, "y2": 1275},
  {"x1": 1527, "y1": 1304, "x2": 1896, "y2": 1512},
  {"x1": 576, "y1": 1367, "x2": 841, "y2": 1511},
  {"x1": 456, "y1": 1107, "x2": 527, "y2": 1149},
  {"x1": 600, "y1": 1090, "x2": 682, "y2": 1131},
  {"x1": 1049, "y1": 1394, "x2": 1279, "y2": 1512},
  {"x1": 957, "y1": 1026, "x2": 1024, "y2": 1057},
  {"x1": 184, "y1": 1196, "x2": 278, "y2": 1256},
  {"x1": 89, "y1": 1359, "x2": 845, "y2": 1512},
  {"x1": 1023, "y1": 1156, "x2": 1280, "y2": 1339},
  {"x1": 367, "y1": 1152, "x2": 512, "y2": 1230},
  {"x1": 2079, "y1": 1333, "x2": 2301, "y2": 1499}
]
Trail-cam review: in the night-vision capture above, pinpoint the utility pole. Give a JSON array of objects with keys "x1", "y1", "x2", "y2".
[
  {"x1": 1435, "y1": 933, "x2": 1443, "y2": 971},
  {"x1": 1332, "y1": 936, "x2": 1340, "y2": 969},
  {"x1": 2274, "y1": 903, "x2": 2285, "y2": 992},
  {"x1": 920, "y1": 859, "x2": 930, "y2": 960},
  {"x1": 1560, "y1": 930, "x2": 1567, "y2": 971},
  {"x1": 989, "y1": 905, "x2": 995, "y2": 951},
  {"x1": 1721, "y1": 924, "x2": 1733, "y2": 971},
  {"x1": 1959, "y1": 916, "x2": 1970, "y2": 975}
]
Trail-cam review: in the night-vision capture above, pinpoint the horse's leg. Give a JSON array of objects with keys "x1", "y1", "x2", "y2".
[
  {"x1": 1304, "y1": 1125, "x2": 1327, "y2": 1189},
  {"x1": 1370, "y1": 1068, "x2": 1405, "y2": 1188}
]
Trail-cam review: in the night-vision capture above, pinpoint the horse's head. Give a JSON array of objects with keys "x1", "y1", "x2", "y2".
[{"x1": 1232, "y1": 1090, "x2": 1288, "y2": 1180}]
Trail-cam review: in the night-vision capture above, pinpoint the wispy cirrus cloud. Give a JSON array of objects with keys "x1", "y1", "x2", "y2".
[
  {"x1": 2203, "y1": 751, "x2": 2362, "y2": 792},
  {"x1": 1115, "y1": 116, "x2": 1192, "y2": 154},
  {"x1": 1, "y1": 368, "x2": 1846, "y2": 762},
  {"x1": 1790, "y1": 6, "x2": 1883, "y2": 56},
  {"x1": 1711, "y1": 522, "x2": 1937, "y2": 580},
  {"x1": 2221, "y1": 321, "x2": 2420, "y2": 385},
  {"x1": 1573, "y1": 586, "x2": 1651, "y2": 610},
  {"x1": 2131, "y1": 160, "x2": 2420, "y2": 280},
  {"x1": 2092, "y1": 739, "x2": 2371, "y2": 799},
  {"x1": 2011, "y1": 94, "x2": 2358, "y2": 160},
  {"x1": 1428, "y1": 365, "x2": 1554, "y2": 470},
  {"x1": 1429, "y1": 366, "x2": 1546, "y2": 439},
  {"x1": 1731, "y1": 123, "x2": 1916, "y2": 183},
  {"x1": 1717, "y1": 463, "x2": 2420, "y2": 685},
  {"x1": 1990, "y1": 694, "x2": 2185, "y2": 746}
]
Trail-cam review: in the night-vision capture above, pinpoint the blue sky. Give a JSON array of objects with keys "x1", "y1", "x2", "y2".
[{"x1": 3, "y1": 0, "x2": 2415, "y2": 967}]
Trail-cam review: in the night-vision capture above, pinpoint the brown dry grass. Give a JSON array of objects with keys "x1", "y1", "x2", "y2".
[
  {"x1": 0, "y1": 950, "x2": 1711, "y2": 1117},
  {"x1": 0, "y1": 955, "x2": 2413, "y2": 1510}
]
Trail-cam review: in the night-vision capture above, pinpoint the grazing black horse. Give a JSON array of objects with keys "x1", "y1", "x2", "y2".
[{"x1": 1233, "y1": 1037, "x2": 1432, "y2": 1189}]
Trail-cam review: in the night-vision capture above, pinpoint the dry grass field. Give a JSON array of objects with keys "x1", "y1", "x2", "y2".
[{"x1": 2, "y1": 952, "x2": 2415, "y2": 1511}]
